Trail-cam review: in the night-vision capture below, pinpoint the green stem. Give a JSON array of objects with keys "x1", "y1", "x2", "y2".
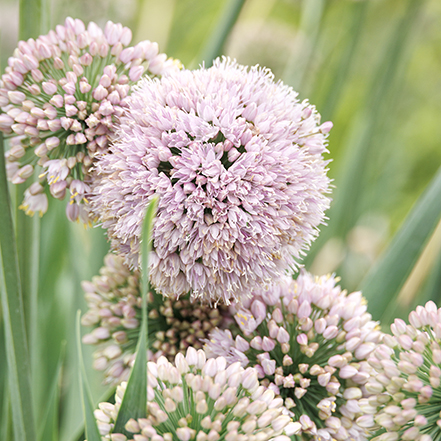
[
  {"x1": 196, "y1": 0, "x2": 247, "y2": 68},
  {"x1": 0, "y1": 134, "x2": 36, "y2": 440}
]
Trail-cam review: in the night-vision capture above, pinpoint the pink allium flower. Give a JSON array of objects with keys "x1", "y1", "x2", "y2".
[
  {"x1": 81, "y1": 253, "x2": 232, "y2": 384},
  {"x1": 95, "y1": 347, "x2": 298, "y2": 441},
  {"x1": 366, "y1": 301, "x2": 441, "y2": 441},
  {"x1": 205, "y1": 271, "x2": 383, "y2": 440},
  {"x1": 0, "y1": 17, "x2": 179, "y2": 221},
  {"x1": 91, "y1": 57, "x2": 332, "y2": 303}
]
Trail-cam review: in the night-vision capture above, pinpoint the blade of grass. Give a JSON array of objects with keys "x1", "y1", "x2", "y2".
[
  {"x1": 113, "y1": 198, "x2": 158, "y2": 434},
  {"x1": 282, "y1": 0, "x2": 325, "y2": 91},
  {"x1": 319, "y1": 0, "x2": 368, "y2": 120},
  {"x1": 76, "y1": 311, "x2": 101, "y2": 441},
  {"x1": 195, "y1": 0, "x2": 247, "y2": 67},
  {"x1": 1, "y1": 385, "x2": 12, "y2": 441},
  {"x1": 359, "y1": 165, "x2": 441, "y2": 320},
  {"x1": 305, "y1": 0, "x2": 424, "y2": 267},
  {"x1": 37, "y1": 343, "x2": 64, "y2": 441},
  {"x1": 0, "y1": 134, "x2": 36, "y2": 440},
  {"x1": 19, "y1": 0, "x2": 43, "y2": 40}
]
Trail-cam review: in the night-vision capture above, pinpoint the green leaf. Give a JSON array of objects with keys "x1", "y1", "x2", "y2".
[
  {"x1": 19, "y1": 0, "x2": 43, "y2": 40},
  {"x1": 360, "y1": 165, "x2": 441, "y2": 320},
  {"x1": 195, "y1": 0, "x2": 246, "y2": 67},
  {"x1": 113, "y1": 197, "x2": 158, "y2": 435},
  {"x1": 304, "y1": 0, "x2": 424, "y2": 267},
  {"x1": 76, "y1": 311, "x2": 101, "y2": 441},
  {"x1": 0, "y1": 134, "x2": 37, "y2": 441},
  {"x1": 37, "y1": 343, "x2": 64, "y2": 441}
]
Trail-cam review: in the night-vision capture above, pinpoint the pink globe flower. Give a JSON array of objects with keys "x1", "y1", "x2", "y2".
[
  {"x1": 91, "y1": 57, "x2": 332, "y2": 303},
  {"x1": 0, "y1": 17, "x2": 179, "y2": 221},
  {"x1": 205, "y1": 271, "x2": 383, "y2": 440}
]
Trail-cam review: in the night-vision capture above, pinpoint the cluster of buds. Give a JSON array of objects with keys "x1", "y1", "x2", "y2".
[
  {"x1": 81, "y1": 253, "x2": 231, "y2": 384},
  {"x1": 0, "y1": 17, "x2": 179, "y2": 221},
  {"x1": 94, "y1": 347, "x2": 298, "y2": 441},
  {"x1": 205, "y1": 271, "x2": 383, "y2": 440},
  {"x1": 367, "y1": 301, "x2": 441, "y2": 441}
]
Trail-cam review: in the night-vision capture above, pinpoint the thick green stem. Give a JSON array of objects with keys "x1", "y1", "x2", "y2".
[{"x1": 0, "y1": 134, "x2": 36, "y2": 440}]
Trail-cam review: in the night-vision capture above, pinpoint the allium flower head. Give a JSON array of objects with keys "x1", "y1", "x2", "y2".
[
  {"x1": 94, "y1": 347, "x2": 298, "y2": 441},
  {"x1": 0, "y1": 17, "x2": 179, "y2": 221},
  {"x1": 81, "y1": 253, "x2": 231, "y2": 384},
  {"x1": 205, "y1": 271, "x2": 383, "y2": 440},
  {"x1": 366, "y1": 301, "x2": 441, "y2": 441},
  {"x1": 91, "y1": 57, "x2": 332, "y2": 303}
]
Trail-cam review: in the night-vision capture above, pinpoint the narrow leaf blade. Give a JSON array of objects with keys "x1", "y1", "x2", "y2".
[
  {"x1": 196, "y1": 0, "x2": 246, "y2": 67},
  {"x1": 76, "y1": 311, "x2": 101, "y2": 441},
  {"x1": 360, "y1": 165, "x2": 441, "y2": 320},
  {"x1": 0, "y1": 134, "x2": 36, "y2": 441},
  {"x1": 113, "y1": 198, "x2": 158, "y2": 434}
]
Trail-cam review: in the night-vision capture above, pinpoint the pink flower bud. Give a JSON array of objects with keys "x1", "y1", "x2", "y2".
[
  {"x1": 129, "y1": 65, "x2": 144, "y2": 82},
  {"x1": 49, "y1": 94, "x2": 64, "y2": 108},
  {"x1": 93, "y1": 85, "x2": 108, "y2": 101},
  {"x1": 42, "y1": 81, "x2": 57, "y2": 95},
  {"x1": 8, "y1": 90, "x2": 26, "y2": 104},
  {"x1": 31, "y1": 69, "x2": 43, "y2": 82},
  {"x1": 62, "y1": 82, "x2": 76, "y2": 95}
]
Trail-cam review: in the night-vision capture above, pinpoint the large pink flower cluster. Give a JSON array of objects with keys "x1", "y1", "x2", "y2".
[{"x1": 91, "y1": 57, "x2": 332, "y2": 304}]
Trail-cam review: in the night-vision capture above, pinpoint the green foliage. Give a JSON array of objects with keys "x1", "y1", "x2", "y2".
[
  {"x1": 113, "y1": 198, "x2": 157, "y2": 434},
  {"x1": 1, "y1": 1, "x2": 441, "y2": 439}
]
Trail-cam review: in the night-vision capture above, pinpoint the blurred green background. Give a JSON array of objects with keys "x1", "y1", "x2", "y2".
[{"x1": 1, "y1": 0, "x2": 441, "y2": 439}]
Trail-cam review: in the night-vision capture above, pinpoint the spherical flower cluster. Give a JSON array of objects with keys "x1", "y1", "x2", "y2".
[
  {"x1": 366, "y1": 301, "x2": 441, "y2": 441},
  {"x1": 90, "y1": 57, "x2": 332, "y2": 304},
  {"x1": 0, "y1": 17, "x2": 179, "y2": 221},
  {"x1": 81, "y1": 253, "x2": 231, "y2": 384},
  {"x1": 204, "y1": 271, "x2": 383, "y2": 440},
  {"x1": 94, "y1": 347, "x2": 299, "y2": 441}
]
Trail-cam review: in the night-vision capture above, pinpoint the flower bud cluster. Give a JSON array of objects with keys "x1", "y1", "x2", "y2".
[
  {"x1": 94, "y1": 347, "x2": 298, "y2": 441},
  {"x1": 0, "y1": 16, "x2": 179, "y2": 221},
  {"x1": 81, "y1": 253, "x2": 231, "y2": 384},
  {"x1": 366, "y1": 301, "x2": 441, "y2": 441},
  {"x1": 205, "y1": 271, "x2": 383, "y2": 440}
]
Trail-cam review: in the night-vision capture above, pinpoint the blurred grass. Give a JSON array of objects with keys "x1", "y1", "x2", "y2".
[{"x1": 1, "y1": 0, "x2": 441, "y2": 438}]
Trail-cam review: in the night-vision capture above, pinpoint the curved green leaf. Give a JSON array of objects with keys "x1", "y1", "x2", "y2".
[
  {"x1": 113, "y1": 198, "x2": 158, "y2": 434},
  {"x1": 0, "y1": 134, "x2": 37, "y2": 441},
  {"x1": 76, "y1": 312, "x2": 101, "y2": 441},
  {"x1": 360, "y1": 165, "x2": 441, "y2": 320},
  {"x1": 196, "y1": 0, "x2": 246, "y2": 67}
]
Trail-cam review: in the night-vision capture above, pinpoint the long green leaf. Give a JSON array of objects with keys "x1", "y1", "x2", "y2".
[
  {"x1": 282, "y1": 0, "x2": 325, "y2": 91},
  {"x1": 305, "y1": 0, "x2": 424, "y2": 267},
  {"x1": 76, "y1": 311, "x2": 101, "y2": 441},
  {"x1": 196, "y1": 0, "x2": 247, "y2": 67},
  {"x1": 37, "y1": 343, "x2": 64, "y2": 441},
  {"x1": 0, "y1": 135, "x2": 36, "y2": 441},
  {"x1": 360, "y1": 165, "x2": 441, "y2": 320},
  {"x1": 19, "y1": 0, "x2": 43, "y2": 40},
  {"x1": 113, "y1": 198, "x2": 158, "y2": 435}
]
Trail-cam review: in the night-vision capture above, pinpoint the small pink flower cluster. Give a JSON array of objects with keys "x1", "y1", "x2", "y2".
[
  {"x1": 95, "y1": 347, "x2": 298, "y2": 441},
  {"x1": 81, "y1": 253, "x2": 231, "y2": 384},
  {"x1": 0, "y1": 17, "x2": 179, "y2": 221},
  {"x1": 205, "y1": 271, "x2": 383, "y2": 440},
  {"x1": 367, "y1": 301, "x2": 441, "y2": 441}
]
